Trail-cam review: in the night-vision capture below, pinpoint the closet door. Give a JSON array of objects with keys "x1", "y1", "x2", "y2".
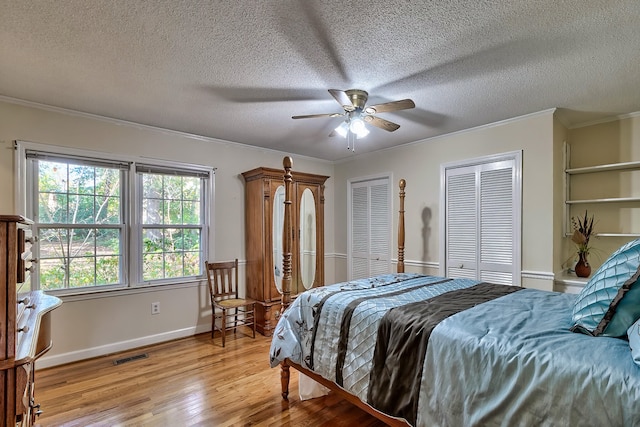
[
  {"x1": 445, "y1": 166, "x2": 478, "y2": 279},
  {"x1": 478, "y1": 163, "x2": 516, "y2": 284},
  {"x1": 349, "y1": 177, "x2": 391, "y2": 280},
  {"x1": 442, "y1": 152, "x2": 521, "y2": 285}
]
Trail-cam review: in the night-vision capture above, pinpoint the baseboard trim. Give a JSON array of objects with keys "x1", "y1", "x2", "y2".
[
  {"x1": 328, "y1": 254, "x2": 439, "y2": 271},
  {"x1": 401, "y1": 259, "x2": 439, "y2": 270},
  {"x1": 37, "y1": 324, "x2": 211, "y2": 369}
]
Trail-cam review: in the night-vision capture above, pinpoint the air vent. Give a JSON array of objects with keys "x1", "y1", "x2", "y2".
[{"x1": 113, "y1": 353, "x2": 148, "y2": 366}]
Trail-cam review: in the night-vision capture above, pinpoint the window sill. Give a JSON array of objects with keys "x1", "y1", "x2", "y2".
[{"x1": 44, "y1": 278, "x2": 207, "y2": 302}]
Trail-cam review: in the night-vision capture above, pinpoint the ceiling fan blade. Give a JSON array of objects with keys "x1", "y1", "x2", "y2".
[
  {"x1": 292, "y1": 112, "x2": 344, "y2": 119},
  {"x1": 328, "y1": 89, "x2": 355, "y2": 110},
  {"x1": 364, "y1": 99, "x2": 415, "y2": 114},
  {"x1": 363, "y1": 115, "x2": 401, "y2": 132}
]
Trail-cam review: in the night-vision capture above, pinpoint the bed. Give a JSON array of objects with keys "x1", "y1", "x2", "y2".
[{"x1": 269, "y1": 157, "x2": 640, "y2": 426}]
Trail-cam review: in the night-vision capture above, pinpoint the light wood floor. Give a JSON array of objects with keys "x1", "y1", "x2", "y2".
[{"x1": 35, "y1": 329, "x2": 387, "y2": 426}]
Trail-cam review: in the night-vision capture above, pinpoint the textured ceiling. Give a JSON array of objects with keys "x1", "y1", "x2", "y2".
[{"x1": 1, "y1": 1, "x2": 639, "y2": 161}]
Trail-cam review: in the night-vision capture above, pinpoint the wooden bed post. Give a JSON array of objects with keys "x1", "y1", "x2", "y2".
[
  {"x1": 397, "y1": 179, "x2": 406, "y2": 274},
  {"x1": 281, "y1": 156, "x2": 293, "y2": 312},
  {"x1": 281, "y1": 156, "x2": 294, "y2": 401}
]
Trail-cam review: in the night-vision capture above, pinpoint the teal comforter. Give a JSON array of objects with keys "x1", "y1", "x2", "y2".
[{"x1": 269, "y1": 274, "x2": 640, "y2": 426}]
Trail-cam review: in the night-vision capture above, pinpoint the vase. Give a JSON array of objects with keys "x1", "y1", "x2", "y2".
[{"x1": 575, "y1": 253, "x2": 591, "y2": 278}]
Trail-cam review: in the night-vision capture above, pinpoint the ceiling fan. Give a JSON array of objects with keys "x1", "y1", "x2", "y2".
[{"x1": 292, "y1": 89, "x2": 415, "y2": 147}]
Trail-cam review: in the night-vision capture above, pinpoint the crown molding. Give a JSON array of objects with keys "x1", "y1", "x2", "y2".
[
  {"x1": 0, "y1": 95, "x2": 332, "y2": 165},
  {"x1": 568, "y1": 110, "x2": 640, "y2": 129}
]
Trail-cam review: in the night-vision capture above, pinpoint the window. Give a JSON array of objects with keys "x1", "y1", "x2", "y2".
[
  {"x1": 21, "y1": 143, "x2": 212, "y2": 293},
  {"x1": 33, "y1": 155, "x2": 126, "y2": 290},
  {"x1": 138, "y1": 165, "x2": 207, "y2": 282}
]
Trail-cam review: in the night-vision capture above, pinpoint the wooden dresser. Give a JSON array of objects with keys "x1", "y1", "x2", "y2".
[{"x1": 1, "y1": 215, "x2": 61, "y2": 427}]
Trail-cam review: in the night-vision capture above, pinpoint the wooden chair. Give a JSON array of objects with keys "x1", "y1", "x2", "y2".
[{"x1": 205, "y1": 259, "x2": 256, "y2": 347}]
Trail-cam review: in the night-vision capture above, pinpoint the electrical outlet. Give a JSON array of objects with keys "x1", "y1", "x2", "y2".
[{"x1": 151, "y1": 302, "x2": 160, "y2": 315}]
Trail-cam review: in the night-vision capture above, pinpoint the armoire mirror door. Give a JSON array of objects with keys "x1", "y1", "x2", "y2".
[
  {"x1": 294, "y1": 180, "x2": 325, "y2": 292},
  {"x1": 299, "y1": 187, "x2": 316, "y2": 291},
  {"x1": 273, "y1": 184, "x2": 285, "y2": 294},
  {"x1": 264, "y1": 179, "x2": 284, "y2": 303}
]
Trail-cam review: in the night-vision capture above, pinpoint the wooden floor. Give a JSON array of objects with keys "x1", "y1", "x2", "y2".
[{"x1": 35, "y1": 329, "x2": 387, "y2": 426}]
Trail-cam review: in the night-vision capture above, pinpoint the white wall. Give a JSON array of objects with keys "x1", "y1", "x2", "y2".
[
  {"x1": 333, "y1": 110, "x2": 558, "y2": 290},
  {"x1": 0, "y1": 99, "x2": 335, "y2": 367}
]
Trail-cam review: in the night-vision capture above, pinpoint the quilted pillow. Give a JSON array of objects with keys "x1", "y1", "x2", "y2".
[
  {"x1": 629, "y1": 318, "x2": 640, "y2": 366},
  {"x1": 570, "y1": 238, "x2": 640, "y2": 337}
]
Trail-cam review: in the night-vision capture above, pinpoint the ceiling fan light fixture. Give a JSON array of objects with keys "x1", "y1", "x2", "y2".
[
  {"x1": 335, "y1": 117, "x2": 370, "y2": 140},
  {"x1": 349, "y1": 117, "x2": 369, "y2": 138},
  {"x1": 334, "y1": 121, "x2": 349, "y2": 138},
  {"x1": 294, "y1": 89, "x2": 415, "y2": 151},
  {"x1": 350, "y1": 118, "x2": 362, "y2": 130},
  {"x1": 356, "y1": 126, "x2": 370, "y2": 138}
]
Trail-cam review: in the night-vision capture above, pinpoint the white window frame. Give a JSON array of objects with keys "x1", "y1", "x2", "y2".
[{"x1": 14, "y1": 140, "x2": 214, "y2": 295}]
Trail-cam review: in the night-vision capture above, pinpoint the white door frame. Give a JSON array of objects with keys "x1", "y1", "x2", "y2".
[{"x1": 439, "y1": 151, "x2": 522, "y2": 284}]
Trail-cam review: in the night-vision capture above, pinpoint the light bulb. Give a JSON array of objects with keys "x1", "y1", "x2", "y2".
[
  {"x1": 349, "y1": 117, "x2": 369, "y2": 138},
  {"x1": 355, "y1": 126, "x2": 369, "y2": 139},
  {"x1": 349, "y1": 117, "x2": 366, "y2": 133},
  {"x1": 334, "y1": 122, "x2": 349, "y2": 138}
]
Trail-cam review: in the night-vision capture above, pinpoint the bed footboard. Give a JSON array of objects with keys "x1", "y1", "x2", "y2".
[{"x1": 280, "y1": 359, "x2": 408, "y2": 426}]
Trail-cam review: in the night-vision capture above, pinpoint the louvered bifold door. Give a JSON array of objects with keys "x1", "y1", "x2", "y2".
[
  {"x1": 445, "y1": 167, "x2": 478, "y2": 279},
  {"x1": 349, "y1": 177, "x2": 391, "y2": 280},
  {"x1": 351, "y1": 183, "x2": 370, "y2": 280},
  {"x1": 479, "y1": 161, "x2": 515, "y2": 285},
  {"x1": 444, "y1": 157, "x2": 518, "y2": 285},
  {"x1": 369, "y1": 180, "x2": 391, "y2": 276}
]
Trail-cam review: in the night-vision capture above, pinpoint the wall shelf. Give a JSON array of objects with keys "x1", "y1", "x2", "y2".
[
  {"x1": 595, "y1": 233, "x2": 640, "y2": 237},
  {"x1": 566, "y1": 160, "x2": 640, "y2": 175},
  {"x1": 565, "y1": 232, "x2": 640, "y2": 238},
  {"x1": 566, "y1": 196, "x2": 640, "y2": 204},
  {"x1": 564, "y1": 142, "x2": 640, "y2": 237}
]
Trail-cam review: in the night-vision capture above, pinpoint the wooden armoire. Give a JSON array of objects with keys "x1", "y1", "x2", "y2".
[
  {"x1": 242, "y1": 166, "x2": 328, "y2": 336},
  {"x1": 1, "y1": 215, "x2": 61, "y2": 426}
]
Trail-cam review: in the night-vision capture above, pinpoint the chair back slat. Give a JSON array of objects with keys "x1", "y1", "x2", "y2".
[{"x1": 206, "y1": 259, "x2": 239, "y2": 302}]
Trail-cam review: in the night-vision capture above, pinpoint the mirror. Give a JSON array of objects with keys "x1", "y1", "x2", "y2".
[
  {"x1": 299, "y1": 188, "x2": 316, "y2": 289},
  {"x1": 273, "y1": 185, "x2": 285, "y2": 293}
]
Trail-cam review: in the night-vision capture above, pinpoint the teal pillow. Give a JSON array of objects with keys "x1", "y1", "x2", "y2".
[
  {"x1": 629, "y1": 318, "x2": 640, "y2": 366},
  {"x1": 570, "y1": 239, "x2": 640, "y2": 337}
]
